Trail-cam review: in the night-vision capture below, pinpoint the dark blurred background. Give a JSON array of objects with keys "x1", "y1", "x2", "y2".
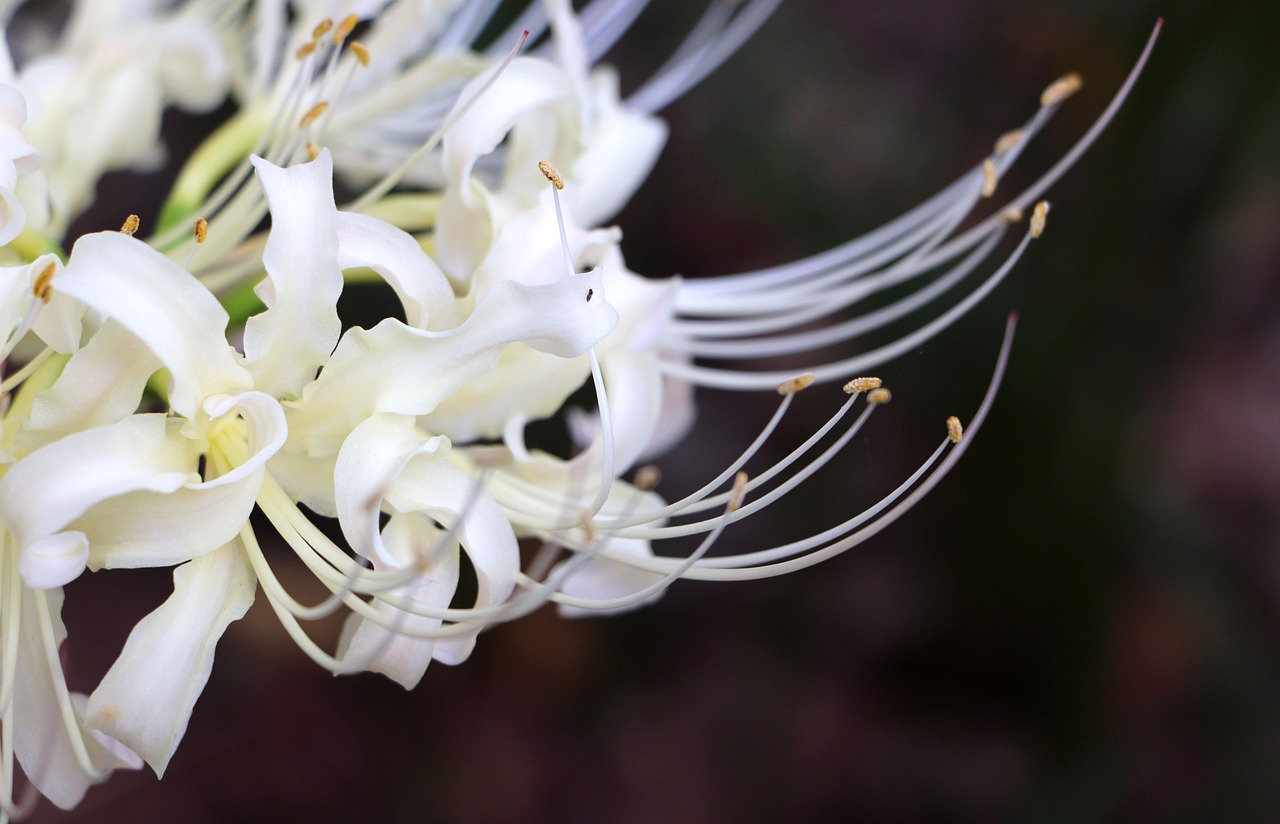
[{"x1": 38, "y1": 0, "x2": 1280, "y2": 821}]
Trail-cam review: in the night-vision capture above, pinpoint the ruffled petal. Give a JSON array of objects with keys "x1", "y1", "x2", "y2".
[
  {"x1": 335, "y1": 210, "x2": 456, "y2": 331},
  {"x1": 287, "y1": 269, "x2": 616, "y2": 456},
  {"x1": 0, "y1": 414, "x2": 199, "y2": 588},
  {"x1": 86, "y1": 540, "x2": 256, "y2": 777},
  {"x1": 243, "y1": 152, "x2": 343, "y2": 400},
  {"x1": 56, "y1": 232, "x2": 250, "y2": 419},
  {"x1": 79, "y1": 392, "x2": 286, "y2": 570}
]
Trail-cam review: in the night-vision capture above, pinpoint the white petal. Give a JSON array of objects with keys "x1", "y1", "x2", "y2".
[
  {"x1": 244, "y1": 153, "x2": 343, "y2": 400},
  {"x1": 13, "y1": 587, "x2": 140, "y2": 810},
  {"x1": 19, "y1": 319, "x2": 160, "y2": 452},
  {"x1": 0, "y1": 414, "x2": 199, "y2": 587},
  {"x1": 56, "y1": 232, "x2": 250, "y2": 419},
  {"x1": 287, "y1": 270, "x2": 617, "y2": 456},
  {"x1": 336, "y1": 513, "x2": 457, "y2": 689},
  {"x1": 80, "y1": 392, "x2": 286, "y2": 570},
  {"x1": 336, "y1": 210, "x2": 457, "y2": 331},
  {"x1": 556, "y1": 537, "x2": 666, "y2": 618},
  {"x1": 86, "y1": 540, "x2": 256, "y2": 776}
]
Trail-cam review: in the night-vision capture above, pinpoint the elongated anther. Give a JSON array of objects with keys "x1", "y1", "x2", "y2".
[
  {"x1": 946, "y1": 416, "x2": 964, "y2": 444},
  {"x1": 296, "y1": 41, "x2": 317, "y2": 60},
  {"x1": 538, "y1": 160, "x2": 564, "y2": 189},
  {"x1": 349, "y1": 41, "x2": 370, "y2": 66},
  {"x1": 120, "y1": 214, "x2": 140, "y2": 235},
  {"x1": 1030, "y1": 201, "x2": 1050, "y2": 239},
  {"x1": 994, "y1": 129, "x2": 1026, "y2": 154},
  {"x1": 300, "y1": 101, "x2": 329, "y2": 128},
  {"x1": 843, "y1": 376, "x2": 882, "y2": 394},
  {"x1": 312, "y1": 18, "x2": 334, "y2": 39},
  {"x1": 728, "y1": 471, "x2": 749, "y2": 512},
  {"x1": 981, "y1": 157, "x2": 998, "y2": 197},
  {"x1": 32, "y1": 262, "x2": 55, "y2": 303},
  {"x1": 777, "y1": 373, "x2": 815, "y2": 395},
  {"x1": 1041, "y1": 72, "x2": 1083, "y2": 106},
  {"x1": 306, "y1": 141, "x2": 321, "y2": 160},
  {"x1": 334, "y1": 14, "x2": 358, "y2": 44},
  {"x1": 193, "y1": 218, "x2": 208, "y2": 244},
  {"x1": 866, "y1": 387, "x2": 892, "y2": 406}
]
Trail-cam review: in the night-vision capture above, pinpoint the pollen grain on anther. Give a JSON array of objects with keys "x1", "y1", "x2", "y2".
[
  {"x1": 1040, "y1": 72, "x2": 1083, "y2": 106},
  {"x1": 1030, "y1": 201, "x2": 1050, "y2": 239},
  {"x1": 538, "y1": 160, "x2": 564, "y2": 189},
  {"x1": 32, "y1": 262, "x2": 56, "y2": 303},
  {"x1": 300, "y1": 102, "x2": 329, "y2": 128},
  {"x1": 866, "y1": 387, "x2": 892, "y2": 406},
  {"x1": 777, "y1": 373, "x2": 815, "y2": 395},
  {"x1": 843, "y1": 376, "x2": 882, "y2": 394}
]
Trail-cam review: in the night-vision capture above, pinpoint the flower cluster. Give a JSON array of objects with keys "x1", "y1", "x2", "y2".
[{"x1": 0, "y1": 0, "x2": 1157, "y2": 817}]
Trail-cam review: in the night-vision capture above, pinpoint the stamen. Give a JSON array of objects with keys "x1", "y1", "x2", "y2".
[
  {"x1": 843, "y1": 376, "x2": 882, "y2": 394},
  {"x1": 946, "y1": 416, "x2": 964, "y2": 444},
  {"x1": 119, "y1": 214, "x2": 140, "y2": 235},
  {"x1": 1041, "y1": 72, "x2": 1083, "y2": 106},
  {"x1": 193, "y1": 218, "x2": 208, "y2": 244},
  {"x1": 1030, "y1": 200, "x2": 1050, "y2": 238},
  {"x1": 300, "y1": 101, "x2": 329, "y2": 129},
  {"x1": 31, "y1": 262, "x2": 55, "y2": 304},
  {"x1": 306, "y1": 141, "x2": 321, "y2": 160},
  {"x1": 728, "y1": 471, "x2": 749, "y2": 512},
  {"x1": 312, "y1": 18, "x2": 334, "y2": 40},
  {"x1": 333, "y1": 14, "x2": 359, "y2": 45},
  {"x1": 981, "y1": 157, "x2": 997, "y2": 197},
  {"x1": 1001, "y1": 206, "x2": 1024, "y2": 224},
  {"x1": 348, "y1": 41, "x2": 371, "y2": 67},
  {"x1": 994, "y1": 129, "x2": 1026, "y2": 154},
  {"x1": 866, "y1": 387, "x2": 892, "y2": 405},
  {"x1": 538, "y1": 159, "x2": 565, "y2": 189},
  {"x1": 296, "y1": 41, "x2": 318, "y2": 60},
  {"x1": 634, "y1": 465, "x2": 662, "y2": 491},
  {"x1": 777, "y1": 373, "x2": 815, "y2": 395}
]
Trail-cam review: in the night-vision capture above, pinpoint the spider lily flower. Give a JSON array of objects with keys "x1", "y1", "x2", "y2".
[
  {"x1": 0, "y1": 0, "x2": 229, "y2": 241},
  {"x1": 0, "y1": 85, "x2": 40, "y2": 248}
]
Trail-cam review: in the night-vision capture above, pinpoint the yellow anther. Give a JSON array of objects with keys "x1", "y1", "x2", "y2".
[
  {"x1": 1030, "y1": 200, "x2": 1050, "y2": 239},
  {"x1": 306, "y1": 141, "x2": 321, "y2": 160},
  {"x1": 1040, "y1": 72, "x2": 1083, "y2": 106},
  {"x1": 312, "y1": 18, "x2": 334, "y2": 40},
  {"x1": 348, "y1": 41, "x2": 371, "y2": 67},
  {"x1": 300, "y1": 101, "x2": 329, "y2": 128},
  {"x1": 1001, "y1": 206, "x2": 1024, "y2": 225},
  {"x1": 843, "y1": 376, "x2": 882, "y2": 394},
  {"x1": 946, "y1": 416, "x2": 964, "y2": 444},
  {"x1": 981, "y1": 157, "x2": 997, "y2": 198},
  {"x1": 334, "y1": 14, "x2": 359, "y2": 44},
  {"x1": 32, "y1": 262, "x2": 55, "y2": 304},
  {"x1": 634, "y1": 465, "x2": 662, "y2": 491},
  {"x1": 538, "y1": 160, "x2": 564, "y2": 189},
  {"x1": 866, "y1": 387, "x2": 892, "y2": 406},
  {"x1": 193, "y1": 217, "x2": 208, "y2": 244},
  {"x1": 777, "y1": 373, "x2": 815, "y2": 395},
  {"x1": 120, "y1": 214, "x2": 140, "y2": 235},
  {"x1": 994, "y1": 129, "x2": 1026, "y2": 154},
  {"x1": 728, "y1": 471, "x2": 749, "y2": 512},
  {"x1": 296, "y1": 41, "x2": 318, "y2": 60}
]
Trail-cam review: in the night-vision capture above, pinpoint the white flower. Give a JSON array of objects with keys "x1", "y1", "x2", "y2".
[{"x1": 0, "y1": 84, "x2": 40, "y2": 248}]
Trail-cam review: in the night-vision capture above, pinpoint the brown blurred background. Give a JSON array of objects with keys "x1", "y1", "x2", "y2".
[{"x1": 34, "y1": 0, "x2": 1280, "y2": 821}]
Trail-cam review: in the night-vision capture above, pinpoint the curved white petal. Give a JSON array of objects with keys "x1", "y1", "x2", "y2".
[
  {"x1": 335, "y1": 210, "x2": 457, "y2": 331},
  {"x1": 244, "y1": 153, "x2": 343, "y2": 400},
  {"x1": 556, "y1": 537, "x2": 665, "y2": 618},
  {"x1": 0, "y1": 414, "x2": 199, "y2": 588},
  {"x1": 287, "y1": 269, "x2": 617, "y2": 456},
  {"x1": 12, "y1": 587, "x2": 140, "y2": 810},
  {"x1": 336, "y1": 512, "x2": 458, "y2": 689},
  {"x1": 80, "y1": 392, "x2": 286, "y2": 570},
  {"x1": 56, "y1": 232, "x2": 250, "y2": 419},
  {"x1": 86, "y1": 539, "x2": 255, "y2": 777},
  {"x1": 19, "y1": 319, "x2": 160, "y2": 452}
]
